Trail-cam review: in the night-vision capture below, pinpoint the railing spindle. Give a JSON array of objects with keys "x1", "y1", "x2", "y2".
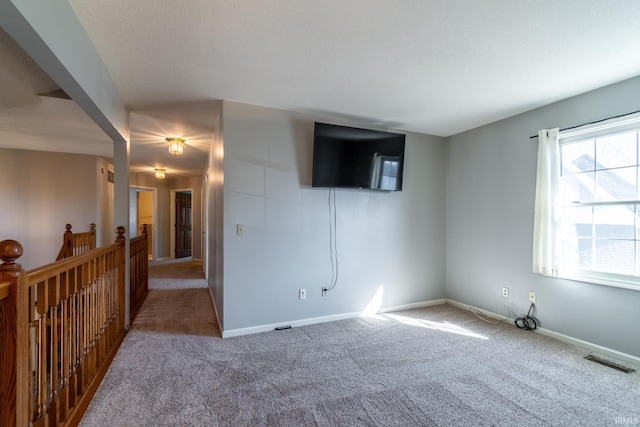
[{"x1": 2, "y1": 226, "x2": 140, "y2": 427}]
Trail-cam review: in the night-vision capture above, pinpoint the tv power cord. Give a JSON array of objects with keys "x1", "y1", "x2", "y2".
[{"x1": 514, "y1": 303, "x2": 537, "y2": 330}]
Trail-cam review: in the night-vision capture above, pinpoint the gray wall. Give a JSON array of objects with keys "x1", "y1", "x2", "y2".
[
  {"x1": 446, "y1": 75, "x2": 640, "y2": 358},
  {"x1": 96, "y1": 157, "x2": 114, "y2": 245},
  {"x1": 219, "y1": 101, "x2": 446, "y2": 333},
  {"x1": 0, "y1": 148, "x2": 109, "y2": 270},
  {"x1": 208, "y1": 106, "x2": 225, "y2": 328}
]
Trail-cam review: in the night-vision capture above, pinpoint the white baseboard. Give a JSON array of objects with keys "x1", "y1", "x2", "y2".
[
  {"x1": 222, "y1": 311, "x2": 361, "y2": 338},
  {"x1": 379, "y1": 299, "x2": 447, "y2": 313},
  {"x1": 221, "y1": 298, "x2": 447, "y2": 338},
  {"x1": 446, "y1": 299, "x2": 514, "y2": 322},
  {"x1": 534, "y1": 327, "x2": 640, "y2": 368},
  {"x1": 446, "y1": 299, "x2": 640, "y2": 367}
]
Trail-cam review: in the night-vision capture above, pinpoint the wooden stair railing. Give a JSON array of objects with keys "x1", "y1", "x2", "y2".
[
  {"x1": 0, "y1": 240, "x2": 28, "y2": 427},
  {"x1": 0, "y1": 279, "x2": 15, "y2": 424},
  {"x1": 1, "y1": 227, "x2": 128, "y2": 427},
  {"x1": 129, "y1": 224, "x2": 149, "y2": 322},
  {"x1": 56, "y1": 224, "x2": 96, "y2": 261},
  {"x1": 54, "y1": 222, "x2": 149, "y2": 320}
]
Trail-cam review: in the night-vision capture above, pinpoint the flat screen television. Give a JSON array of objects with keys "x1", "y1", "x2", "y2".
[{"x1": 312, "y1": 122, "x2": 406, "y2": 191}]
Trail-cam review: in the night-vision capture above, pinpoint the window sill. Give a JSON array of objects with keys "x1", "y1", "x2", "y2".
[{"x1": 558, "y1": 269, "x2": 640, "y2": 291}]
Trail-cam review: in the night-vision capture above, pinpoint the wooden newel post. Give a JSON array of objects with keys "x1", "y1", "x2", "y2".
[
  {"x1": 140, "y1": 224, "x2": 148, "y2": 236},
  {"x1": 0, "y1": 240, "x2": 23, "y2": 273},
  {"x1": 56, "y1": 223, "x2": 75, "y2": 260},
  {"x1": 0, "y1": 240, "x2": 28, "y2": 427},
  {"x1": 115, "y1": 226, "x2": 126, "y2": 244}
]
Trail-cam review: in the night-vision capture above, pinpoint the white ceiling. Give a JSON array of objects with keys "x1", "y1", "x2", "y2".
[{"x1": 3, "y1": 1, "x2": 640, "y2": 177}]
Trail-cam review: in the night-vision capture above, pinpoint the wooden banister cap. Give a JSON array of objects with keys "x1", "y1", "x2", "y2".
[
  {"x1": 65, "y1": 224, "x2": 73, "y2": 234},
  {"x1": 0, "y1": 239, "x2": 23, "y2": 267},
  {"x1": 115, "y1": 226, "x2": 126, "y2": 243}
]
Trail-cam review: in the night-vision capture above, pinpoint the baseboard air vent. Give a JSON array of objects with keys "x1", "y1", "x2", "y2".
[{"x1": 584, "y1": 355, "x2": 636, "y2": 374}]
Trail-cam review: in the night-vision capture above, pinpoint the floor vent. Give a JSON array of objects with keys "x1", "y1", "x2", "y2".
[{"x1": 584, "y1": 355, "x2": 636, "y2": 374}]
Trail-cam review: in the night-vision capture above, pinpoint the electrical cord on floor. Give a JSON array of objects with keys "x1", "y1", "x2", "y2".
[
  {"x1": 468, "y1": 305, "x2": 514, "y2": 325},
  {"x1": 515, "y1": 303, "x2": 537, "y2": 330}
]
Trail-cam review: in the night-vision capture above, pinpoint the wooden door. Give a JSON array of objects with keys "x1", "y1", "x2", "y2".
[{"x1": 175, "y1": 192, "x2": 192, "y2": 258}]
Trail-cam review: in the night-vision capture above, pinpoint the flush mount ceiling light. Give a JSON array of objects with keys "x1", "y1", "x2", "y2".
[
  {"x1": 155, "y1": 168, "x2": 166, "y2": 179},
  {"x1": 166, "y1": 137, "x2": 185, "y2": 156}
]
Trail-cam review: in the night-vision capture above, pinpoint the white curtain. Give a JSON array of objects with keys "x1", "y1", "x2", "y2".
[
  {"x1": 370, "y1": 153, "x2": 382, "y2": 189},
  {"x1": 532, "y1": 128, "x2": 560, "y2": 276}
]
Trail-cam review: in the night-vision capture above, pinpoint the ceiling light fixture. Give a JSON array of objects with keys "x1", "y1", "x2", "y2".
[
  {"x1": 166, "y1": 137, "x2": 185, "y2": 156},
  {"x1": 155, "y1": 168, "x2": 166, "y2": 179}
]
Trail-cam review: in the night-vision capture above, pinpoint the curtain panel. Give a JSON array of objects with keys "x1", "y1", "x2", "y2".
[{"x1": 532, "y1": 128, "x2": 560, "y2": 276}]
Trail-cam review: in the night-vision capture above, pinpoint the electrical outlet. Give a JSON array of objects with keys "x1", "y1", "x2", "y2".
[
  {"x1": 322, "y1": 287, "x2": 327, "y2": 297},
  {"x1": 236, "y1": 224, "x2": 245, "y2": 236},
  {"x1": 502, "y1": 287, "x2": 509, "y2": 298},
  {"x1": 529, "y1": 292, "x2": 536, "y2": 303},
  {"x1": 299, "y1": 289, "x2": 306, "y2": 300}
]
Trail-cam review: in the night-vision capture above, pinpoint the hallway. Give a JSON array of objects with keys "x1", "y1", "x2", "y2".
[{"x1": 79, "y1": 259, "x2": 220, "y2": 425}]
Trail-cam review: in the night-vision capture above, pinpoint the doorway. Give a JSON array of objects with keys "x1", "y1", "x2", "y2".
[
  {"x1": 170, "y1": 189, "x2": 193, "y2": 259},
  {"x1": 129, "y1": 186, "x2": 158, "y2": 261}
]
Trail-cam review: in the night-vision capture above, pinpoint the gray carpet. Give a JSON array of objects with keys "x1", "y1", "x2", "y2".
[
  {"x1": 146, "y1": 258, "x2": 208, "y2": 289},
  {"x1": 80, "y1": 261, "x2": 639, "y2": 426}
]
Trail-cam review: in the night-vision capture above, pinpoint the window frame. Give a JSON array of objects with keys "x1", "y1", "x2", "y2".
[{"x1": 555, "y1": 113, "x2": 640, "y2": 290}]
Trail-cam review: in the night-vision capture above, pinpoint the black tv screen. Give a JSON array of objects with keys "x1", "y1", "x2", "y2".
[{"x1": 312, "y1": 122, "x2": 406, "y2": 191}]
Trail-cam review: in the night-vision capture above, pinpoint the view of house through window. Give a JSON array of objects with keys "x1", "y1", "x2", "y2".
[{"x1": 559, "y1": 126, "x2": 640, "y2": 281}]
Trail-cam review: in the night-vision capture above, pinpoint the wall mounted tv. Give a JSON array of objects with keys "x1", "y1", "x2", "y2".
[{"x1": 312, "y1": 122, "x2": 406, "y2": 191}]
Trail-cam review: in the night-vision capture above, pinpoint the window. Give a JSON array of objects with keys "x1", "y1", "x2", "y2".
[
  {"x1": 534, "y1": 114, "x2": 640, "y2": 289},
  {"x1": 370, "y1": 153, "x2": 401, "y2": 191}
]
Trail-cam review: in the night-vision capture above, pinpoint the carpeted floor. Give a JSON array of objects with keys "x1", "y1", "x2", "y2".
[
  {"x1": 145, "y1": 258, "x2": 209, "y2": 289},
  {"x1": 80, "y1": 260, "x2": 639, "y2": 426}
]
